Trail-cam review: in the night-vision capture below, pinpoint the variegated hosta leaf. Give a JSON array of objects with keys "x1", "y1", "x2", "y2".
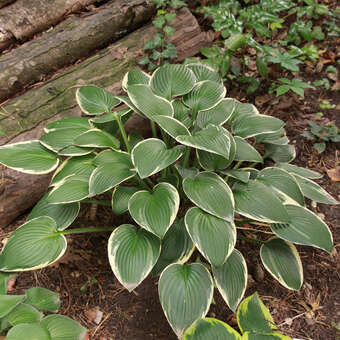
[
  {"x1": 2, "y1": 303, "x2": 42, "y2": 326},
  {"x1": 129, "y1": 183, "x2": 180, "y2": 238},
  {"x1": 5, "y1": 323, "x2": 51, "y2": 340},
  {"x1": 231, "y1": 101, "x2": 259, "y2": 121},
  {"x1": 174, "y1": 164, "x2": 199, "y2": 179},
  {"x1": 112, "y1": 186, "x2": 139, "y2": 215},
  {"x1": 25, "y1": 287, "x2": 61, "y2": 313},
  {"x1": 40, "y1": 314, "x2": 87, "y2": 340},
  {"x1": 177, "y1": 125, "x2": 232, "y2": 159},
  {"x1": 257, "y1": 167, "x2": 305, "y2": 206},
  {"x1": 74, "y1": 129, "x2": 120, "y2": 149},
  {"x1": 89, "y1": 150, "x2": 136, "y2": 196},
  {"x1": 44, "y1": 116, "x2": 91, "y2": 132},
  {"x1": 213, "y1": 249, "x2": 248, "y2": 312},
  {"x1": 293, "y1": 174, "x2": 339, "y2": 205},
  {"x1": 0, "y1": 141, "x2": 59, "y2": 174},
  {"x1": 108, "y1": 224, "x2": 161, "y2": 292},
  {"x1": 158, "y1": 263, "x2": 214, "y2": 338},
  {"x1": 196, "y1": 98, "x2": 236, "y2": 129},
  {"x1": 0, "y1": 295, "x2": 25, "y2": 318},
  {"x1": 122, "y1": 69, "x2": 150, "y2": 90},
  {"x1": 242, "y1": 332, "x2": 293, "y2": 340},
  {"x1": 276, "y1": 163, "x2": 322, "y2": 179},
  {"x1": 232, "y1": 180, "x2": 290, "y2": 223},
  {"x1": 58, "y1": 146, "x2": 94, "y2": 157},
  {"x1": 220, "y1": 170, "x2": 250, "y2": 183},
  {"x1": 260, "y1": 238, "x2": 303, "y2": 290},
  {"x1": 183, "y1": 318, "x2": 242, "y2": 340},
  {"x1": 127, "y1": 84, "x2": 174, "y2": 119},
  {"x1": 172, "y1": 99, "x2": 192, "y2": 128},
  {"x1": 234, "y1": 136, "x2": 263, "y2": 163},
  {"x1": 183, "y1": 80, "x2": 226, "y2": 113},
  {"x1": 0, "y1": 217, "x2": 67, "y2": 271},
  {"x1": 150, "y1": 64, "x2": 196, "y2": 99},
  {"x1": 271, "y1": 205, "x2": 333, "y2": 253},
  {"x1": 131, "y1": 138, "x2": 185, "y2": 178},
  {"x1": 153, "y1": 115, "x2": 190, "y2": 139},
  {"x1": 27, "y1": 192, "x2": 80, "y2": 230},
  {"x1": 185, "y1": 207, "x2": 236, "y2": 267},
  {"x1": 232, "y1": 114, "x2": 284, "y2": 139},
  {"x1": 255, "y1": 128, "x2": 288, "y2": 146},
  {"x1": 186, "y1": 63, "x2": 222, "y2": 83},
  {"x1": 152, "y1": 219, "x2": 194, "y2": 275},
  {"x1": 76, "y1": 84, "x2": 120, "y2": 115},
  {"x1": 183, "y1": 172, "x2": 234, "y2": 221},
  {"x1": 237, "y1": 292, "x2": 276, "y2": 334},
  {"x1": 264, "y1": 144, "x2": 296, "y2": 163}
]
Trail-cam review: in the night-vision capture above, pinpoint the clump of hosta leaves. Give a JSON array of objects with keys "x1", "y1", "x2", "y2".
[{"x1": 0, "y1": 63, "x2": 337, "y2": 339}]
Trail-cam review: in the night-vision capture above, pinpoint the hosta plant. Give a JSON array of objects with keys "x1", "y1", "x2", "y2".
[{"x1": 0, "y1": 63, "x2": 337, "y2": 339}]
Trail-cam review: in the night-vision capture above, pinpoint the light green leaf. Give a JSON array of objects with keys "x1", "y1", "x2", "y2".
[
  {"x1": 276, "y1": 163, "x2": 322, "y2": 179},
  {"x1": 2, "y1": 303, "x2": 42, "y2": 326},
  {"x1": 264, "y1": 144, "x2": 296, "y2": 163},
  {"x1": 131, "y1": 138, "x2": 185, "y2": 178},
  {"x1": 183, "y1": 318, "x2": 242, "y2": 340},
  {"x1": 112, "y1": 186, "x2": 139, "y2": 215},
  {"x1": 44, "y1": 117, "x2": 91, "y2": 132},
  {"x1": 0, "y1": 217, "x2": 67, "y2": 271},
  {"x1": 242, "y1": 332, "x2": 293, "y2": 340},
  {"x1": 122, "y1": 69, "x2": 150, "y2": 91},
  {"x1": 233, "y1": 180, "x2": 290, "y2": 223},
  {"x1": 158, "y1": 263, "x2": 214, "y2": 338},
  {"x1": 0, "y1": 295, "x2": 25, "y2": 318},
  {"x1": 129, "y1": 183, "x2": 180, "y2": 238},
  {"x1": 0, "y1": 273, "x2": 17, "y2": 294},
  {"x1": 76, "y1": 85, "x2": 120, "y2": 115},
  {"x1": 185, "y1": 207, "x2": 236, "y2": 267},
  {"x1": 74, "y1": 129, "x2": 120, "y2": 149},
  {"x1": 108, "y1": 224, "x2": 160, "y2": 291},
  {"x1": 187, "y1": 63, "x2": 222, "y2": 83},
  {"x1": 6, "y1": 323, "x2": 51, "y2": 340},
  {"x1": 0, "y1": 141, "x2": 59, "y2": 174},
  {"x1": 260, "y1": 238, "x2": 303, "y2": 290},
  {"x1": 213, "y1": 249, "x2": 248, "y2": 312},
  {"x1": 234, "y1": 136, "x2": 263, "y2": 162},
  {"x1": 271, "y1": 205, "x2": 333, "y2": 252},
  {"x1": 153, "y1": 116, "x2": 190, "y2": 139},
  {"x1": 172, "y1": 99, "x2": 192, "y2": 128},
  {"x1": 25, "y1": 287, "x2": 61, "y2": 312},
  {"x1": 57, "y1": 146, "x2": 94, "y2": 157},
  {"x1": 183, "y1": 172, "x2": 234, "y2": 221}
]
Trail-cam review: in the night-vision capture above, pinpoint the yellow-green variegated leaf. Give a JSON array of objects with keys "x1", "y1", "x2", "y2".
[
  {"x1": 5, "y1": 323, "x2": 51, "y2": 340},
  {"x1": 127, "y1": 84, "x2": 174, "y2": 120},
  {"x1": 0, "y1": 295, "x2": 25, "y2": 318},
  {"x1": 76, "y1": 85, "x2": 120, "y2": 115},
  {"x1": 158, "y1": 263, "x2": 214, "y2": 338},
  {"x1": 153, "y1": 116, "x2": 190, "y2": 139},
  {"x1": 233, "y1": 180, "x2": 290, "y2": 223},
  {"x1": 271, "y1": 205, "x2": 333, "y2": 253},
  {"x1": 242, "y1": 332, "x2": 293, "y2": 340},
  {"x1": 40, "y1": 314, "x2": 87, "y2": 340},
  {"x1": 237, "y1": 292, "x2": 276, "y2": 334},
  {"x1": 152, "y1": 218, "x2": 194, "y2": 275},
  {"x1": 131, "y1": 138, "x2": 185, "y2": 179},
  {"x1": 150, "y1": 64, "x2": 196, "y2": 99},
  {"x1": 213, "y1": 249, "x2": 247, "y2": 312},
  {"x1": 112, "y1": 186, "x2": 139, "y2": 215},
  {"x1": 129, "y1": 183, "x2": 180, "y2": 238},
  {"x1": 44, "y1": 116, "x2": 91, "y2": 132},
  {"x1": 264, "y1": 144, "x2": 296, "y2": 163},
  {"x1": 0, "y1": 217, "x2": 67, "y2": 271},
  {"x1": 74, "y1": 129, "x2": 120, "y2": 149},
  {"x1": 185, "y1": 207, "x2": 236, "y2": 267},
  {"x1": 108, "y1": 224, "x2": 161, "y2": 292},
  {"x1": 0, "y1": 141, "x2": 59, "y2": 174},
  {"x1": 2, "y1": 303, "x2": 43, "y2": 326},
  {"x1": 25, "y1": 287, "x2": 61, "y2": 313},
  {"x1": 183, "y1": 80, "x2": 226, "y2": 112},
  {"x1": 183, "y1": 172, "x2": 234, "y2": 221},
  {"x1": 234, "y1": 137, "x2": 263, "y2": 163},
  {"x1": 276, "y1": 163, "x2": 322, "y2": 179},
  {"x1": 183, "y1": 318, "x2": 242, "y2": 340},
  {"x1": 27, "y1": 192, "x2": 79, "y2": 230},
  {"x1": 187, "y1": 63, "x2": 222, "y2": 83},
  {"x1": 260, "y1": 238, "x2": 303, "y2": 290},
  {"x1": 122, "y1": 69, "x2": 150, "y2": 91}
]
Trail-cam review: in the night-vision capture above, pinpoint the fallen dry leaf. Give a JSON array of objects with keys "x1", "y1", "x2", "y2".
[
  {"x1": 327, "y1": 167, "x2": 340, "y2": 182},
  {"x1": 84, "y1": 307, "x2": 103, "y2": 324},
  {"x1": 6, "y1": 276, "x2": 17, "y2": 292}
]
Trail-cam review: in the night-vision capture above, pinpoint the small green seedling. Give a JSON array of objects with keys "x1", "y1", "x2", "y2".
[
  {"x1": 320, "y1": 100, "x2": 334, "y2": 109},
  {"x1": 313, "y1": 79, "x2": 330, "y2": 90},
  {"x1": 274, "y1": 78, "x2": 313, "y2": 98}
]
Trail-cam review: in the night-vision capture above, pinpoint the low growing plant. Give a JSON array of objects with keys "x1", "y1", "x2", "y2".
[
  {"x1": 273, "y1": 77, "x2": 313, "y2": 98},
  {"x1": 0, "y1": 63, "x2": 337, "y2": 339}
]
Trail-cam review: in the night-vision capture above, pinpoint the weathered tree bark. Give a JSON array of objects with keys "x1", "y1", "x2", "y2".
[
  {"x1": 0, "y1": 0, "x2": 15, "y2": 9},
  {"x1": 0, "y1": 7, "x2": 213, "y2": 227},
  {"x1": 0, "y1": 0, "x2": 155, "y2": 102}
]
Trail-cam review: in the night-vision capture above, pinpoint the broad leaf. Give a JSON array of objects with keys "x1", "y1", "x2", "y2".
[
  {"x1": 74, "y1": 129, "x2": 120, "y2": 149},
  {"x1": 264, "y1": 144, "x2": 296, "y2": 163},
  {"x1": 0, "y1": 273, "x2": 17, "y2": 294},
  {"x1": 122, "y1": 69, "x2": 150, "y2": 90},
  {"x1": 0, "y1": 217, "x2": 67, "y2": 271},
  {"x1": 0, "y1": 141, "x2": 59, "y2": 174},
  {"x1": 6, "y1": 323, "x2": 51, "y2": 340},
  {"x1": 174, "y1": 164, "x2": 199, "y2": 179},
  {"x1": 242, "y1": 332, "x2": 293, "y2": 340},
  {"x1": 153, "y1": 116, "x2": 190, "y2": 139},
  {"x1": 158, "y1": 263, "x2": 214, "y2": 338},
  {"x1": 187, "y1": 63, "x2": 222, "y2": 83},
  {"x1": 58, "y1": 146, "x2": 94, "y2": 157},
  {"x1": 112, "y1": 186, "x2": 139, "y2": 215},
  {"x1": 234, "y1": 137, "x2": 263, "y2": 162},
  {"x1": 108, "y1": 224, "x2": 161, "y2": 292},
  {"x1": 260, "y1": 238, "x2": 303, "y2": 290},
  {"x1": 0, "y1": 295, "x2": 25, "y2": 318},
  {"x1": 44, "y1": 116, "x2": 91, "y2": 132},
  {"x1": 2, "y1": 303, "x2": 42, "y2": 326},
  {"x1": 185, "y1": 207, "x2": 236, "y2": 267},
  {"x1": 220, "y1": 170, "x2": 250, "y2": 183},
  {"x1": 213, "y1": 249, "x2": 247, "y2": 312},
  {"x1": 183, "y1": 172, "x2": 234, "y2": 221},
  {"x1": 276, "y1": 163, "x2": 322, "y2": 179},
  {"x1": 129, "y1": 183, "x2": 180, "y2": 238},
  {"x1": 25, "y1": 287, "x2": 61, "y2": 312},
  {"x1": 172, "y1": 99, "x2": 192, "y2": 128},
  {"x1": 231, "y1": 101, "x2": 259, "y2": 121}
]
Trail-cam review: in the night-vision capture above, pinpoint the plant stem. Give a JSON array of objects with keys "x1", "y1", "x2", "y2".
[
  {"x1": 151, "y1": 121, "x2": 158, "y2": 138},
  {"x1": 58, "y1": 226, "x2": 115, "y2": 235},
  {"x1": 116, "y1": 115, "x2": 131, "y2": 153},
  {"x1": 237, "y1": 235, "x2": 265, "y2": 245},
  {"x1": 137, "y1": 176, "x2": 151, "y2": 191},
  {"x1": 233, "y1": 160, "x2": 243, "y2": 170},
  {"x1": 81, "y1": 199, "x2": 112, "y2": 207}
]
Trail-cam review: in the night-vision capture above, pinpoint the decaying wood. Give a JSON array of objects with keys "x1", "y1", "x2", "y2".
[
  {"x1": 0, "y1": 0, "x2": 155, "y2": 102},
  {"x1": 0, "y1": 0, "x2": 15, "y2": 9},
  {"x1": 0, "y1": 7, "x2": 212, "y2": 227}
]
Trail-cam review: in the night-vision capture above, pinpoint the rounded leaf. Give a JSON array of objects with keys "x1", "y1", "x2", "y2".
[
  {"x1": 44, "y1": 116, "x2": 91, "y2": 132},
  {"x1": 187, "y1": 63, "x2": 222, "y2": 83},
  {"x1": 276, "y1": 163, "x2": 322, "y2": 179},
  {"x1": 25, "y1": 287, "x2": 61, "y2": 313},
  {"x1": 112, "y1": 186, "x2": 139, "y2": 215},
  {"x1": 2, "y1": 303, "x2": 42, "y2": 326},
  {"x1": 0, "y1": 295, "x2": 25, "y2": 318},
  {"x1": 122, "y1": 69, "x2": 150, "y2": 90},
  {"x1": 153, "y1": 115, "x2": 190, "y2": 139},
  {"x1": 6, "y1": 323, "x2": 51, "y2": 340},
  {"x1": 234, "y1": 136, "x2": 263, "y2": 163},
  {"x1": 242, "y1": 332, "x2": 293, "y2": 340},
  {"x1": 74, "y1": 129, "x2": 120, "y2": 149}
]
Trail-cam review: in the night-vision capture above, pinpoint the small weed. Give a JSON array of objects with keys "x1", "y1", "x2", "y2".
[{"x1": 274, "y1": 78, "x2": 313, "y2": 98}]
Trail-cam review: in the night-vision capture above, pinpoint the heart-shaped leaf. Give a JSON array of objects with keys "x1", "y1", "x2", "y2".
[
  {"x1": 45, "y1": 116, "x2": 91, "y2": 132},
  {"x1": 150, "y1": 64, "x2": 196, "y2": 99},
  {"x1": 158, "y1": 263, "x2": 214, "y2": 338},
  {"x1": 276, "y1": 163, "x2": 322, "y2": 179},
  {"x1": 122, "y1": 69, "x2": 150, "y2": 91},
  {"x1": 0, "y1": 295, "x2": 25, "y2": 318},
  {"x1": 231, "y1": 100, "x2": 259, "y2": 121},
  {"x1": 260, "y1": 237, "x2": 303, "y2": 290},
  {"x1": 271, "y1": 205, "x2": 333, "y2": 253},
  {"x1": 234, "y1": 136, "x2": 263, "y2": 163},
  {"x1": 74, "y1": 129, "x2": 120, "y2": 149},
  {"x1": 264, "y1": 144, "x2": 296, "y2": 163},
  {"x1": 0, "y1": 141, "x2": 59, "y2": 174},
  {"x1": 25, "y1": 287, "x2": 61, "y2": 312},
  {"x1": 0, "y1": 217, "x2": 67, "y2": 271},
  {"x1": 185, "y1": 207, "x2": 236, "y2": 267},
  {"x1": 183, "y1": 172, "x2": 234, "y2": 221},
  {"x1": 2, "y1": 303, "x2": 42, "y2": 326},
  {"x1": 129, "y1": 183, "x2": 180, "y2": 238},
  {"x1": 153, "y1": 116, "x2": 190, "y2": 139},
  {"x1": 112, "y1": 186, "x2": 139, "y2": 216},
  {"x1": 6, "y1": 323, "x2": 51, "y2": 340},
  {"x1": 187, "y1": 63, "x2": 222, "y2": 83},
  {"x1": 76, "y1": 85, "x2": 120, "y2": 115},
  {"x1": 132, "y1": 138, "x2": 185, "y2": 178},
  {"x1": 212, "y1": 249, "x2": 248, "y2": 312},
  {"x1": 220, "y1": 170, "x2": 250, "y2": 183},
  {"x1": 108, "y1": 224, "x2": 161, "y2": 291}
]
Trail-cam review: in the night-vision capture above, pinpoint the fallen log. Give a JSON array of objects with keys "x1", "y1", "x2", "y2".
[
  {"x1": 0, "y1": 0, "x2": 155, "y2": 102},
  {"x1": 0, "y1": 0, "x2": 15, "y2": 9}
]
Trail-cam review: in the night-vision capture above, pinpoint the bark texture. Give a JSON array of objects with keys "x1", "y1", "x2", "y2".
[
  {"x1": 0, "y1": 0, "x2": 15, "y2": 9},
  {"x1": 0, "y1": 0, "x2": 155, "y2": 102}
]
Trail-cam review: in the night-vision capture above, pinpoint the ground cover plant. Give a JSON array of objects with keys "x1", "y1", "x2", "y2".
[{"x1": 0, "y1": 63, "x2": 338, "y2": 339}]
